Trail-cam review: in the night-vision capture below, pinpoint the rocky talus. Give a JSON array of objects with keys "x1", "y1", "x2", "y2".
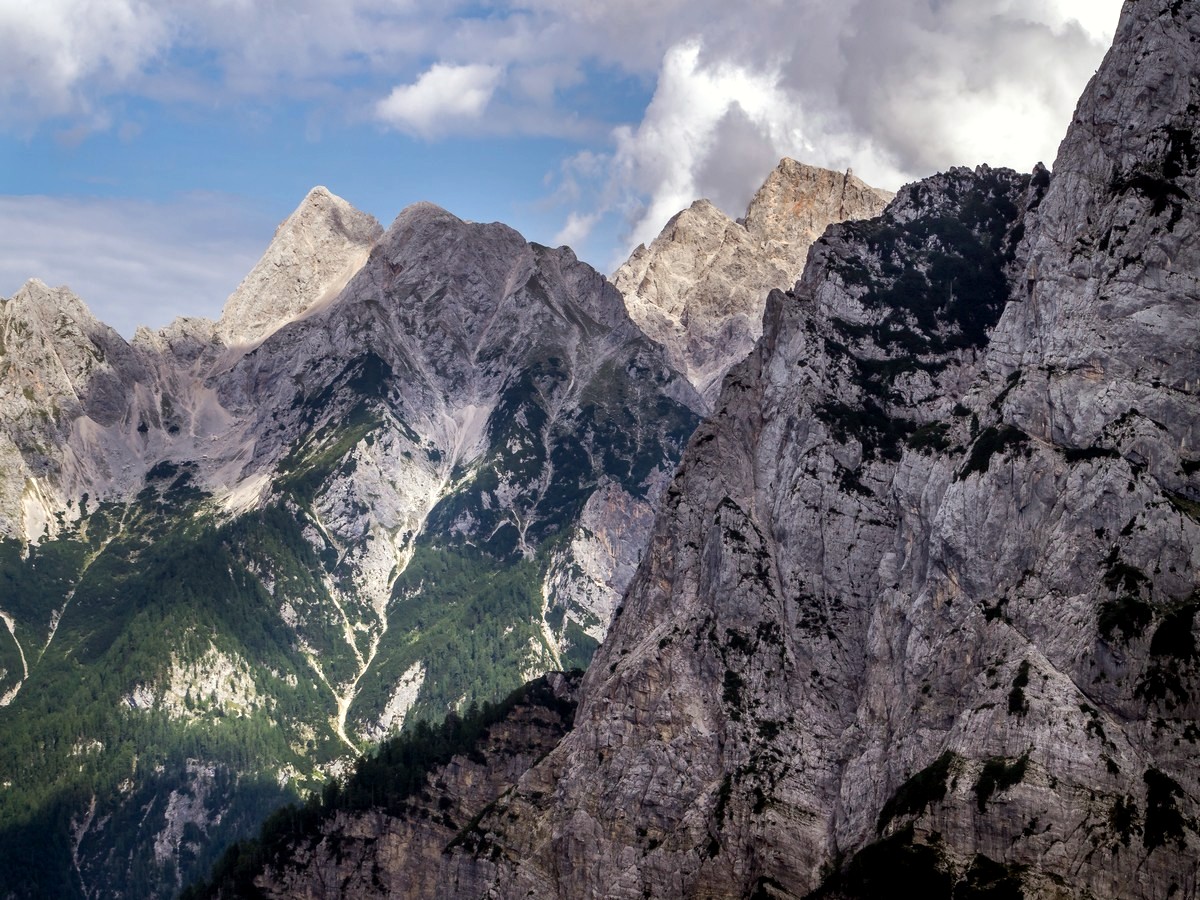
[
  {"x1": 236, "y1": 1, "x2": 1200, "y2": 897},
  {"x1": 613, "y1": 160, "x2": 892, "y2": 407}
]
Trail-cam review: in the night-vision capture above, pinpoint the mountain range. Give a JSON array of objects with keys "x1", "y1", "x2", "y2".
[
  {"x1": 0, "y1": 113, "x2": 887, "y2": 895},
  {"x1": 188, "y1": 0, "x2": 1200, "y2": 897}
]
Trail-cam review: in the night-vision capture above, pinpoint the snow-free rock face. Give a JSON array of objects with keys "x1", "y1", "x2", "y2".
[
  {"x1": 217, "y1": 186, "x2": 383, "y2": 346},
  {"x1": 0, "y1": 279, "x2": 153, "y2": 541},
  {"x1": 613, "y1": 161, "x2": 892, "y2": 407},
  {"x1": 0, "y1": 195, "x2": 699, "y2": 898},
  {"x1": 234, "y1": 2, "x2": 1200, "y2": 897}
]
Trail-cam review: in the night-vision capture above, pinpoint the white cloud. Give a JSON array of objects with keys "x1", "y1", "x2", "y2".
[
  {"x1": 0, "y1": 0, "x2": 168, "y2": 125},
  {"x1": 0, "y1": 193, "x2": 272, "y2": 337},
  {"x1": 545, "y1": 0, "x2": 1123, "y2": 266},
  {"x1": 552, "y1": 211, "x2": 598, "y2": 248},
  {"x1": 0, "y1": 0, "x2": 1126, "y2": 272},
  {"x1": 376, "y1": 63, "x2": 503, "y2": 137},
  {"x1": 589, "y1": 39, "x2": 906, "y2": 261}
]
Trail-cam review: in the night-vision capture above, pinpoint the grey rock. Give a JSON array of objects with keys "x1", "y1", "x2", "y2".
[
  {"x1": 613, "y1": 160, "x2": 892, "y2": 408},
  {"x1": 248, "y1": 3, "x2": 1200, "y2": 897},
  {"x1": 217, "y1": 186, "x2": 383, "y2": 346}
]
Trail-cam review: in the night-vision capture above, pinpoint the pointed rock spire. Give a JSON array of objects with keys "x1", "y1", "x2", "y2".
[
  {"x1": 217, "y1": 186, "x2": 382, "y2": 346},
  {"x1": 612, "y1": 160, "x2": 892, "y2": 408}
]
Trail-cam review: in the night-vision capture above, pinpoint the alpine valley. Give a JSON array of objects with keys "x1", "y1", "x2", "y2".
[
  {"x1": 184, "y1": 0, "x2": 1200, "y2": 898},
  {"x1": 0, "y1": 88, "x2": 891, "y2": 895}
]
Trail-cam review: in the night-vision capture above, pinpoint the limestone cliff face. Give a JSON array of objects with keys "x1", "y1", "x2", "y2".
[
  {"x1": 243, "y1": 2, "x2": 1200, "y2": 897},
  {"x1": 0, "y1": 279, "x2": 153, "y2": 541},
  {"x1": 613, "y1": 161, "x2": 892, "y2": 408},
  {"x1": 217, "y1": 186, "x2": 383, "y2": 346}
]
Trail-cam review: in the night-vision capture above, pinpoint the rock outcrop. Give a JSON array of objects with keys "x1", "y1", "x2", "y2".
[
  {"x1": 251, "y1": 674, "x2": 580, "y2": 900},
  {"x1": 217, "y1": 186, "x2": 383, "y2": 346},
  {"x1": 613, "y1": 161, "x2": 892, "y2": 407},
  {"x1": 233, "y1": 2, "x2": 1200, "y2": 897}
]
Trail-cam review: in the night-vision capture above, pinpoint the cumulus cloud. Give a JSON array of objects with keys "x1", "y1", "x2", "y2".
[
  {"x1": 553, "y1": 0, "x2": 1123, "y2": 263},
  {"x1": 0, "y1": 0, "x2": 168, "y2": 125},
  {"x1": 1, "y1": 0, "x2": 1124, "y2": 267},
  {"x1": 376, "y1": 63, "x2": 503, "y2": 137},
  {"x1": 0, "y1": 194, "x2": 272, "y2": 337}
]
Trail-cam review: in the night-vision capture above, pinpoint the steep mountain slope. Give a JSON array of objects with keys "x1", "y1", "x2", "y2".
[
  {"x1": 217, "y1": 186, "x2": 383, "y2": 346},
  {"x1": 221, "y1": 1, "x2": 1200, "y2": 897},
  {"x1": 613, "y1": 161, "x2": 892, "y2": 407},
  {"x1": 0, "y1": 196, "x2": 700, "y2": 898}
]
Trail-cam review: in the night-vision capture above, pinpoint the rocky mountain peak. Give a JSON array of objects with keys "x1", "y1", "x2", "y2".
[
  {"x1": 6, "y1": 277, "x2": 99, "y2": 328},
  {"x1": 986, "y1": 0, "x2": 1200, "y2": 482},
  {"x1": 223, "y1": 3, "x2": 1200, "y2": 897},
  {"x1": 743, "y1": 157, "x2": 895, "y2": 262},
  {"x1": 216, "y1": 186, "x2": 382, "y2": 346},
  {"x1": 612, "y1": 159, "x2": 892, "y2": 409}
]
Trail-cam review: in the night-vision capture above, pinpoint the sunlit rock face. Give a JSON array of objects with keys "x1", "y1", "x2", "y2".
[
  {"x1": 216, "y1": 185, "x2": 384, "y2": 347},
  {"x1": 613, "y1": 160, "x2": 892, "y2": 409}
]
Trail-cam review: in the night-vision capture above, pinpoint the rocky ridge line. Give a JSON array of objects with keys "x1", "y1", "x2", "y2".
[
  {"x1": 232, "y1": 2, "x2": 1200, "y2": 897},
  {"x1": 613, "y1": 160, "x2": 893, "y2": 407}
]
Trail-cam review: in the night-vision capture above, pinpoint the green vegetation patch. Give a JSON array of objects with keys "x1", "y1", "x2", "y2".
[
  {"x1": 959, "y1": 425, "x2": 1030, "y2": 479},
  {"x1": 953, "y1": 854, "x2": 1026, "y2": 900},
  {"x1": 1134, "y1": 595, "x2": 1199, "y2": 709},
  {"x1": 907, "y1": 422, "x2": 952, "y2": 453},
  {"x1": 1143, "y1": 768, "x2": 1189, "y2": 852},
  {"x1": 184, "y1": 676, "x2": 578, "y2": 900},
  {"x1": 1110, "y1": 795, "x2": 1141, "y2": 847},
  {"x1": 276, "y1": 400, "x2": 383, "y2": 506},
  {"x1": 806, "y1": 824, "x2": 953, "y2": 899},
  {"x1": 1007, "y1": 661, "x2": 1030, "y2": 716},
  {"x1": 350, "y1": 543, "x2": 555, "y2": 732},
  {"x1": 0, "y1": 498, "x2": 341, "y2": 899},
  {"x1": 1098, "y1": 595, "x2": 1154, "y2": 643},
  {"x1": 1148, "y1": 599, "x2": 1198, "y2": 663},
  {"x1": 817, "y1": 398, "x2": 916, "y2": 463}
]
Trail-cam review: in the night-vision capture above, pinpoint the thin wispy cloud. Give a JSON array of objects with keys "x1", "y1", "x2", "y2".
[{"x1": 0, "y1": 194, "x2": 272, "y2": 337}]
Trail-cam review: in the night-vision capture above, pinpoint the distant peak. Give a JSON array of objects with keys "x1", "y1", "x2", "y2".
[
  {"x1": 683, "y1": 198, "x2": 731, "y2": 219},
  {"x1": 11, "y1": 278, "x2": 92, "y2": 315},
  {"x1": 663, "y1": 199, "x2": 734, "y2": 229},
  {"x1": 393, "y1": 200, "x2": 464, "y2": 227},
  {"x1": 216, "y1": 187, "x2": 382, "y2": 346},
  {"x1": 744, "y1": 157, "x2": 893, "y2": 241},
  {"x1": 298, "y1": 185, "x2": 350, "y2": 213}
]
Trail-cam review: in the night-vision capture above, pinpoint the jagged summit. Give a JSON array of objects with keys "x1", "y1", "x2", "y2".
[
  {"x1": 216, "y1": 185, "x2": 382, "y2": 346},
  {"x1": 612, "y1": 158, "x2": 892, "y2": 408},
  {"x1": 221, "y1": 2, "x2": 1200, "y2": 897},
  {"x1": 7, "y1": 277, "x2": 97, "y2": 319},
  {"x1": 744, "y1": 158, "x2": 895, "y2": 264}
]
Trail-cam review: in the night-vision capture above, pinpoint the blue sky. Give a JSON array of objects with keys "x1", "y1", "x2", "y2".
[{"x1": 1, "y1": 0, "x2": 1121, "y2": 336}]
